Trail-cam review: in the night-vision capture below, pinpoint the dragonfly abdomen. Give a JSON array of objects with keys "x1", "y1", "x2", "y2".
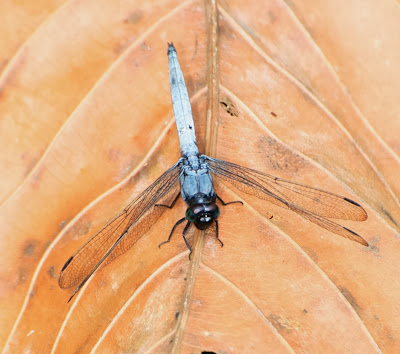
[{"x1": 168, "y1": 43, "x2": 199, "y2": 158}]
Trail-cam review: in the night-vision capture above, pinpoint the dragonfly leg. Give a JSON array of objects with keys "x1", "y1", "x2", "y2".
[
  {"x1": 215, "y1": 220, "x2": 223, "y2": 247},
  {"x1": 182, "y1": 221, "x2": 193, "y2": 259},
  {"x1": 158, "y1": 216, "x2": 186, "y2": 248},
  {"x1": 216, "y1": 194, "x2": 243, "y2": 206},
  {"x1": 155, "y1": 192, "x2": 180, "y2": 209}
]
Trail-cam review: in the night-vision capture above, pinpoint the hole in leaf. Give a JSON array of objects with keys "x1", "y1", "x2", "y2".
[{"x1": 220, "y1": 97, "x2": 239, "y2": 117}]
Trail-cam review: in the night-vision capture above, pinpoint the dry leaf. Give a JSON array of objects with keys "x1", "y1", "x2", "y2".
[{"x1": 1, "y1": 0, "x2": 399, "y2": 352}]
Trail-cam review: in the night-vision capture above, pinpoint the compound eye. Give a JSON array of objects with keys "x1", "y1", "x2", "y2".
[
  {"x1": 186, "y1": 204, "x2": 205, "y2": 222},
  {"x1": 186, "y1": 208, "x2": 197, "y2": 222},
  {"x1": 211, "y1": 205, "x2": 220, "y2": 219},
  {"x1": 203, "y1": 203, "x2": 220, "y2": 219}
]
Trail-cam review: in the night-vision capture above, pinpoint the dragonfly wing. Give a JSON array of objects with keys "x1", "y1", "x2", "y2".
[
  {"x1": 59, "y1": 161, "x2": 181, "y2": 291},
  {"x1": 285, "y1": 201, "x2": 368, "y2": 246},
  {"x1": 206, "y1": 156, "x2": 368, "y2": 245}
]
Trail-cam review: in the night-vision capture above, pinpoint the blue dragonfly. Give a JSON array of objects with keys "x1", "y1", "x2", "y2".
[{"x1": 59, "y1": 43, "x2": 368, "y2": 302}]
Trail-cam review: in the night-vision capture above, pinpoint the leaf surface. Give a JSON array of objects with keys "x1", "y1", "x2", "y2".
[{"x1": 1, "y1": 0, "x2": 399, "y2": 352}]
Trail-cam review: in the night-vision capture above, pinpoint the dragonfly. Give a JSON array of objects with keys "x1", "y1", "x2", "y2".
[{"x1": 59, "y1": 43, "x2": 368, "y2": 302}]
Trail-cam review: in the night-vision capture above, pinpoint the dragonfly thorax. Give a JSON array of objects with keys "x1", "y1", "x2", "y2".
[
  {"x1": 186, "y1": 203, "x2": 220, "y2": 230},
  {"x1": 179, "y1": 156, "x2": 216, "y2": 205}
]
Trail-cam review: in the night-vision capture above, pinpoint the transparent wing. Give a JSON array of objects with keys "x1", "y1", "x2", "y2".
[
  {"x1": 206, "y1": 156, "x2": 368, "y2": 246},
  {"x1": 59, "y1": 161, "x2": 181, "y2": 297}
]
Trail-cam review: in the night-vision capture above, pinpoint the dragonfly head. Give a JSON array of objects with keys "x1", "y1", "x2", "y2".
[{"x1": 186, "y1": 203, "x2": 220, "y2": 230}]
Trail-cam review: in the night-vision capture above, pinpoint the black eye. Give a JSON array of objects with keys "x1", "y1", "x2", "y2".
[
  {"x1": 186, "y1": 208, "x2": 197, "y2": 222},
  {"x1": 186, "y1": 204, "x2": 206, "y2": 222},
  {"x1": 186, "y1": 203, "x2": 220, "y2": 230},
  {"x1": 209, "y1": 204, "x2": 220, "y2": 219}
]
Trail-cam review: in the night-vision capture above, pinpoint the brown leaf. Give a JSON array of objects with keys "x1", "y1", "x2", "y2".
[{"x1": 1, "y1": 0, "x2": 399, "y2": 352}]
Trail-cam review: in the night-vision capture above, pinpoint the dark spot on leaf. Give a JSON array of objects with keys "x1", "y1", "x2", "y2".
[
  {"x1": 0, "y1": 58, "x2": 9, "y2": 75},
  {"x1": 257, "y1": 136, "x2": 306, "y2": 173},
  {"x1": 220, "y1": 97, "x2": 239, "y2": 117},
  {"x1": 380, "y1": 207, "x2": 397, "y2": 227},
  {"x1": 29, "y1": 164, "x2": 45, "y2": 188},
  {"x1": 59, "y1": 220, "x2": 68, "y2": 231},
  {"x1": 267, "y1": 314, "x2": 301, "y2": 334},
  {"x1": 141, "y1": 41, "x2": 151, "y2": 51},
  {"x1": 22, "y1": 154, "x2": 39, "y2": 178},
  {"x1": 364, "y1": 236, "x2": 380, "y2": 255},
  {"x1": 338, "y1": 286, "x2": 360, "y2": 312},
  {"x1": 299, "y1": 83, "x2": 316, "y2": 104},
  {"x1": 268, "y1": 11, "x2": 276, "y2": 23},
  {"x1": 70, "y1": 219, "x2": 93, "y2": 237},
  {"x1": 0, "y1": 50, "x2": 27, "y2": 94},
  {"x1": 285, "y1": 0, "x2": 294, "y2": 8},
  {"x1": 23, "y1": 240, "x2": 38, "y2": 257},
  {"x1": 108, "y1": 147, "x2": 122, "y2": 162},
  {"x1": 48, "y1": 266, "x2": 56, "y2": 278},
  {"x1": 302, "y1": 247, "x2": 319, "y2": 262},
  {"x1": 124, "y1": 10, "x2": 143, "y2": 24}
]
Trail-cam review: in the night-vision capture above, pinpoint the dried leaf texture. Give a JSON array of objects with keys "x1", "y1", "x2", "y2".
[{"x1": 0, "y1": 0, "x2": 399, "y2": 353}]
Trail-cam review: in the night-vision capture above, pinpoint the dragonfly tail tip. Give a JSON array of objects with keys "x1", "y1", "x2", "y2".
[{"x1": 167, "y1": 42, "x2": 176, "y2": 54}]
